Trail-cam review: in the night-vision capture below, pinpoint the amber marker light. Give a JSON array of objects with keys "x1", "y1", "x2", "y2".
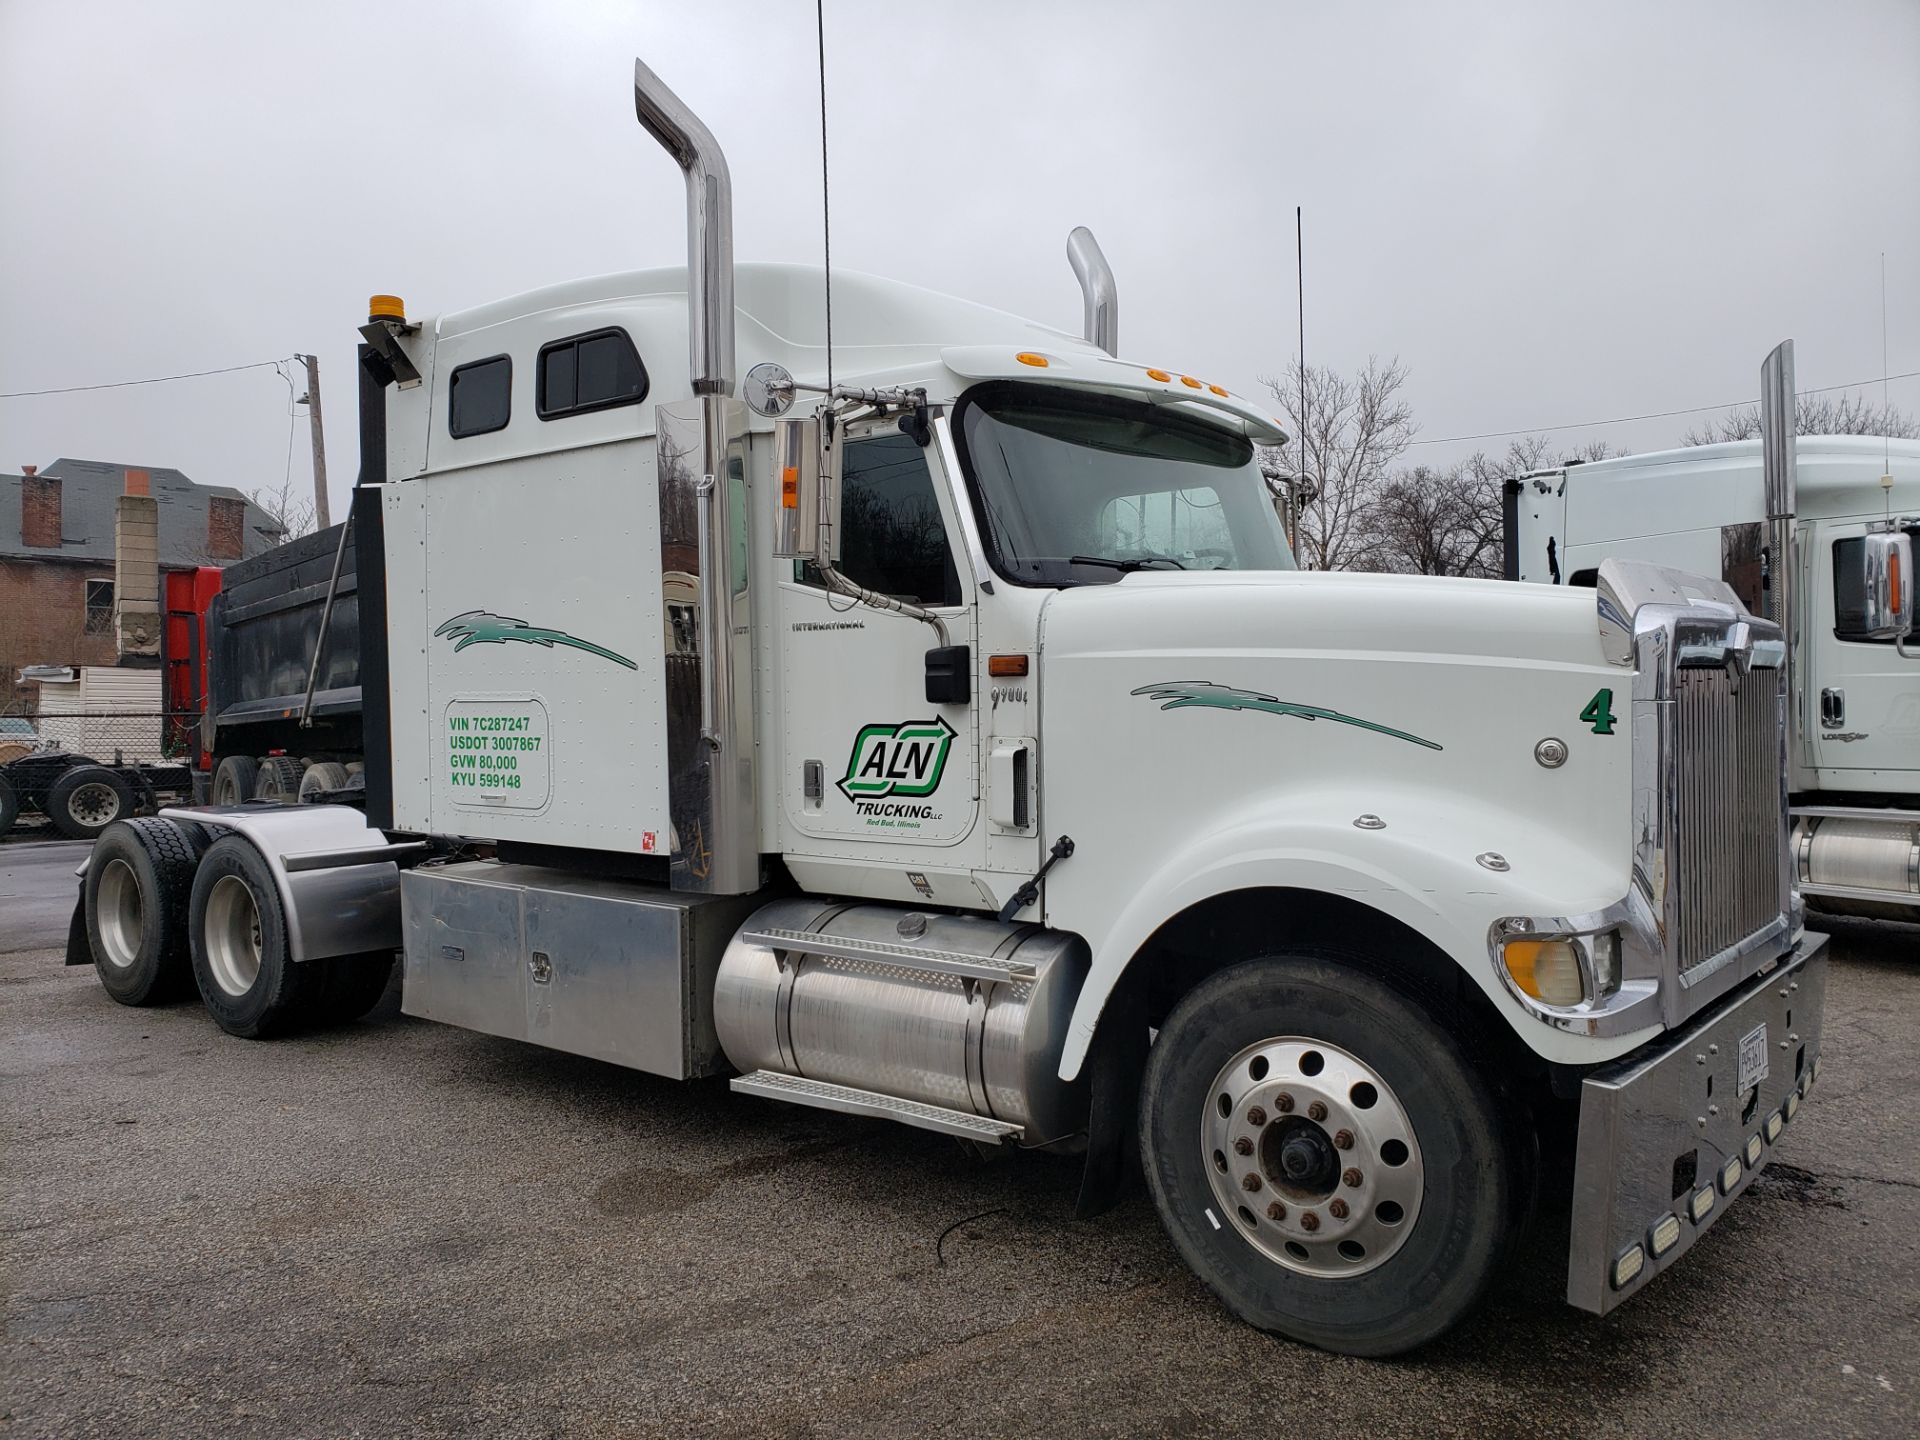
[
  {"x1": 988, "y1": 654, "x2": 1029, "y2": 677},
  {"x1": 781, "y1": 466, "x2": 800, "y2": 509},
  {"x1": 1015, "y1": 352, "x2": 1050, "y2": 367},
  {"x1": 1146, "y1": 368, "x2": 1172, "y2": 382},
  {"x1": 1209, "y1": 383, "x2": 1229, "y2": 396},
  {"x1": 1180, "y1": 375, "x2": 1204, "y2": 388}
]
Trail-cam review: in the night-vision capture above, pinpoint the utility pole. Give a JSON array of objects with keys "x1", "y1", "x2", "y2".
[{"x1": 298, "y1": 353, "x2": 330, "y2": 529}]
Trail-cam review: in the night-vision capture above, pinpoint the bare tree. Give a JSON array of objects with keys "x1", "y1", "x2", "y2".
[
  {"x1": 1370, "y1": 436, "x2": 1625, "y2": 578},
  {"x1": 248, "y1": 471, "x2": 316, "y2": 542},
  {"x1": 1682, "y1": 394, "x2": 1918, "y2": 446},
  {"x1": 1259, "y1": 358, "x2": 1415, "y2": 571}
]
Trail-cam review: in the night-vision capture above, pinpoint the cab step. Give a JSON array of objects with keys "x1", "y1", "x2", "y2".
[{"x1": 730, "y1": 1070, "x2": 1024, "y2": 1144}]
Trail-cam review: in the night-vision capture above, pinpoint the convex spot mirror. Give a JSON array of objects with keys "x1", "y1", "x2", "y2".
[
  {"x1": 771, "y1": 415, "x2": 843, "y2": 565},
  {"x1": 1852, "y1": 529, "x2": 1914, "y2": 640}
]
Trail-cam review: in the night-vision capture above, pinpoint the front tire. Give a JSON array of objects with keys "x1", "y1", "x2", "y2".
[
  {"x1": 84, "y1": 818, "x2": 198, "y2": 1005},
  {"x1": 1140, "y1": 954, "x2": 1517, "y2": 1357},
  {"x1": 187, "y1": 835, "x2": 324, "y2": 1038}
]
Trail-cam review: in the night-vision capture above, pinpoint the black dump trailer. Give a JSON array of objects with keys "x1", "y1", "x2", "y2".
[{"x1": 203, "y1": 521, "x2": 365, "y2": 805}]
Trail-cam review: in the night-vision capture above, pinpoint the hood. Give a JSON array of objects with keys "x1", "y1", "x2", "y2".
[{"x1": 1041, "y1": 570, "x2": 1608, "y2": 672}]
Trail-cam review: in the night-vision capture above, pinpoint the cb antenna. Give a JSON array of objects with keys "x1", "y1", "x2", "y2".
[
  {"x1": 1296, "y1": 206, "x2": 1306, "y2": 459},
  {"x1": 816, "y1": 0, "x2": 835, "y2": 393}
]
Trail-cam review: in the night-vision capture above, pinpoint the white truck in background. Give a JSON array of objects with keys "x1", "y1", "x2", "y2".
[
  {"x1": 1508, "y1": 395, "x2": 1920, "y2": 920},
  {"x1": 61, "y1": 58, "x2": 1865, "y2": 1356}
]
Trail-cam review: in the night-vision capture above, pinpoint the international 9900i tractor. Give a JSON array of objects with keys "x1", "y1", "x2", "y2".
[{"x1": 65, "y1": 56, "x2": 1861, "y2": 1356}]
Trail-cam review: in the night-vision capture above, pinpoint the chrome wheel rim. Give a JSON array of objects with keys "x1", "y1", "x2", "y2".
[
  {"x1": 69, "y1": 782, "x2": 121, "y2": 828},
  {"x1": 203, "y1": 875, "x2": 263, "y2": 997},
  {"x1": 96, "y1": 858, "x2": 143, "y2": 969},
  {"x1": 1201, "y1": 1036, "x2": 1423, "y2": 1278}
]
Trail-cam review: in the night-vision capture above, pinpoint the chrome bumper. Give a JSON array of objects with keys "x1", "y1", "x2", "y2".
[{"x1": 1566, "y1": 930, "x2": 1829, "y2": 1314}]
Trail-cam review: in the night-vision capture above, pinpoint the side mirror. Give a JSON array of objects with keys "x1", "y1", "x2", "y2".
[
  {"x1": 771, "y1": 416, "x2": 843, "y2": 564},
  {"x1": 1853, "y1": 530, "x2": 1914, "y2": 640}
]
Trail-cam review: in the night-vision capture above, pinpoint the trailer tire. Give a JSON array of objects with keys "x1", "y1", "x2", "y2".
[
  {"x1": 47, "y1": 765, "x2": 137, "y2": 840},
  {"x1": 210, "y1": 755, "x2": 258, "y2": 806},
  {"x1": 188, "y1": 834, "x2": 323, "y2": 1038},
  {"x1": 297, "y1": 762, "x2": 350, "y2": 803},
  {"x1": 252, "y1": 756, "x2": 305, "y2": 804},
  {"x1": 318, "y1": 951, "x2": 397, "y2": 1024},
  {"x1": 84, "y1": 818, "x2": 198, "y2": 1006},
  {"x1": 1138, "y1": 953, "x2": 1516, "y2": 1358},
  {"x1": 0, "y1": 772, "x2": 18, "y2": 836}
]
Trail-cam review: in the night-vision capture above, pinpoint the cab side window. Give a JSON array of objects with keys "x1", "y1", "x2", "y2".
[
  {"x1": 800, "y1": 434, "x2": 961, "y2": 606},
  {"x1": 1833, "y1": 526, "x2": 1920, "y2": 642}
]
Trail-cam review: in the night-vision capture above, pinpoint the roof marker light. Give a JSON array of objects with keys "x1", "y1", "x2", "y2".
[
  {"x1": 1180, "y1": 375, "x2": 1204, "y2": 389},
  {"x1": 1016, "y1": 352, "x2": 1050, "y2": 368},
  {"x1": 1146, "y1": 368, "x2": 1171, "y2": 383},
  {"x1": 1208, "y1": 383, "x2": 1229, "y2": 397}
]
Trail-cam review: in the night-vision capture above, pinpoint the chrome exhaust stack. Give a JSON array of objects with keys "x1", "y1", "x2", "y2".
[
  {"x1": 636, "y1": 57, "x2": 756, "y2": 895},
  {"x1": 1066, "y1": 226, "x2": 1118, "y2": 357},
  {"x1": 633, "y1": 58, "x2": 735, "y2": 395},
  {"x1": 1760, "y1": 340, "x2": 1797, "y2": 705}
]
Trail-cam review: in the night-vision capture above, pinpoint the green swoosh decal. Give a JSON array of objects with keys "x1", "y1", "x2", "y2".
[
  {"x1": 1131, "y1": 680, "x2": 1442, "y2": 750},
  {"x1": 434, "y1": 610, "x2": 638, "y2": 670}
]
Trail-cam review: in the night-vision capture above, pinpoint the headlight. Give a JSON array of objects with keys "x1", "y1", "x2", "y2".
[
  {"x1": 1502, "y1": 938, "x2": 1585, "y2": 1006},
  {"x1": 1498, "y1": 928, "x2": 1622, "y2": 1008}
]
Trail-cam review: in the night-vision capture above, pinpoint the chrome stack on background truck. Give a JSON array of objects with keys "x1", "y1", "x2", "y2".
[
  {"x1": 1508, "y1": 367, "x2": 1919, "y2": 921},
  {"x1": 64, "y1": 58, "x2": 1872, "y2": 1355}
]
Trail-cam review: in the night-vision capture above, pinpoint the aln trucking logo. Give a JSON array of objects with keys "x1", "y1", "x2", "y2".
[{"x1": 838, "y1": 716, "x2": 957, "y2": 817}]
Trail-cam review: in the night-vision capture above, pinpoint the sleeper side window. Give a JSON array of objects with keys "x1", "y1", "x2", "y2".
[
  {"x1": 448, "y1": 356, "x2": 512, "y2": 438},
  {"x1": 537, "y1": 328, "x2": 648, "y2": 419},
  {"x1": 798, "y1": 434, "x2": 961, "y2": 607}
]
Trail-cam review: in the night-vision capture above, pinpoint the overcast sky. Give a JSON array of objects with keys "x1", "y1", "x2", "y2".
[{"x1": 2, "y1": 0, "x2": 1916, "y2": 521}]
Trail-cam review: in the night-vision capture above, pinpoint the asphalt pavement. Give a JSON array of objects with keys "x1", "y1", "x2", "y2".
[
  {"x1": 2, "y1": 855, "x2": 1917, "y2": 1438},
  {"x1": 0, "y1": 840, "x2": 85, "y2": 954}
]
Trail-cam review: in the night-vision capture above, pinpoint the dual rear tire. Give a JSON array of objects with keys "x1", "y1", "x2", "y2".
[{"x1": 85, "y1": 819, "x2": 394, "y2": 1036}]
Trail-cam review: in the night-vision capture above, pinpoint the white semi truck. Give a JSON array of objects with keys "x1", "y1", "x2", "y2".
[
  {"x1": 1508, "y1": 386, "x2": 1919, "y2": 920},
  {"x1": 64, "y1": 59, "x2": 1873, "y2": 1357}
]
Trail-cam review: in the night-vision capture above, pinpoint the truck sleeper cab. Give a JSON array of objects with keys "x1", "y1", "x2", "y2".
[{"x1": 67, "y1": 56, "x2": 1829, "y2": 1359}]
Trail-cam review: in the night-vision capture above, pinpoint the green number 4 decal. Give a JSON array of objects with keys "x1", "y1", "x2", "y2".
[{"x1": 1580, "y1": 688, "x2": 1618, "y2": 735}]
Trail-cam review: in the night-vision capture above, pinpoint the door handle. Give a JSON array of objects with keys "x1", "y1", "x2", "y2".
[{"x1": 1819, "y1": 688, "x2": 1845, "y2": 729}]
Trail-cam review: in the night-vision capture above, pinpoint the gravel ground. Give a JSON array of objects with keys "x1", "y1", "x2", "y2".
[{"x1": 2, "y1": 910, "x2": 1917, "y2": 1439}]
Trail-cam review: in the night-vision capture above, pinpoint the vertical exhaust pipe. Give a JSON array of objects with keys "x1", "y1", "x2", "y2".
[
  {"x1": 636, "y1": 57, "x2": 755, "y2": 894},
  {"x1": 1066, "y1": 227, "x2": 1118, "y2": 357},
  {"x1": 633, "y1": 58, "x2": 735, "y2": 396},
  {"x1": 1760, "y1": 340, "x2": 1797, "y2": 707}
]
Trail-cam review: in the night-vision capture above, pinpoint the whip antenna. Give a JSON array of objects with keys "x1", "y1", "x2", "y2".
[{"x1": 816, "y1": 0, "x2": 834, "y2": 392}]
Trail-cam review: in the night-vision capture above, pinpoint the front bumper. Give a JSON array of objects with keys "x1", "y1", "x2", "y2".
[{"x1": 1566, "y1": 930, "x2": 1828, "y2": 1314}]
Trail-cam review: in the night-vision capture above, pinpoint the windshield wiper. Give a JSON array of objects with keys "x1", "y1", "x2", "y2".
[{"x1": 1068, "y1": 554, "x2": 1188, "y2": 572}]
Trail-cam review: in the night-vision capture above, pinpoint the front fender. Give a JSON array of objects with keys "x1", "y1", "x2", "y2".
[{"x1": 1053, "y1": 787, "x2": 1658, "y2": 1079}]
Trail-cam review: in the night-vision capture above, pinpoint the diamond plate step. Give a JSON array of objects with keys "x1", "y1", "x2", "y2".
[
  {"x1": 730, "y1": 1070, "x2": 1023, "y2": 1143},
  {"x1": 743, "y1": 926, "x2": 1035, "y2": 986}
]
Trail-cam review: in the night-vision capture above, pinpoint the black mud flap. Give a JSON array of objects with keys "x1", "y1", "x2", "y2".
[
  {"x1": 65, "y1": 880, "x2": 92, "y2": 966},
  {"x1": 1074, "y1": 984, "x2": 1148, "y2": 1220}
]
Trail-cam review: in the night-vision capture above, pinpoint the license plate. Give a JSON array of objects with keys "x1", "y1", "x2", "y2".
[{"x1": 1738, "y1": 1022, "x2": 1770, "y2": 1092}]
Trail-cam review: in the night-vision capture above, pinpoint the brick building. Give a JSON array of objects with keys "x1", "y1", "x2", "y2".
[{"x1": 1, "y1": 459, "x2": 284, "y2": 706}]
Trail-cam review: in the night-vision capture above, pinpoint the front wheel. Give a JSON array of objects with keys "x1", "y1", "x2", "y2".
[{"x1": 1140, "y1": 954, "x2": 1520, "y2": 1357}]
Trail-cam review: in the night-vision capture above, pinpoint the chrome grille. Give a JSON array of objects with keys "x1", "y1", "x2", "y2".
[{"x1": 1671, "y1": 663, "x2": 1783, "y2": 970}]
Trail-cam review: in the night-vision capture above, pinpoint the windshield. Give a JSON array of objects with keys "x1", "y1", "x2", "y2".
[{"x1": 954, "y1": 382, "x2": 1296, "y2": 586}]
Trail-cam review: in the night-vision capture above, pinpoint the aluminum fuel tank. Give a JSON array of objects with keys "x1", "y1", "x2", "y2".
[{"x1": 714, "y1": 898, "x2": 1089, "y2": 1145}]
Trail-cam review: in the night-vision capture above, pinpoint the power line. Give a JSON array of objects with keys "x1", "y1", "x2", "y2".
[
  {"x1": 1406, "y1": 369, "x2": 1920, "y2": 448},
  {"x1": 0, "y1": 358, "x2": 292, "y2": 400}
]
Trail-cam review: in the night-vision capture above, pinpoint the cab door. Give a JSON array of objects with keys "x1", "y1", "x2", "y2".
[
  {"x1": 775, "y1": 423, "x2": 981, "y2": 898},
  {"x1": 1808, "y1": 519, "x2": 1920, "y2": 778}
]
